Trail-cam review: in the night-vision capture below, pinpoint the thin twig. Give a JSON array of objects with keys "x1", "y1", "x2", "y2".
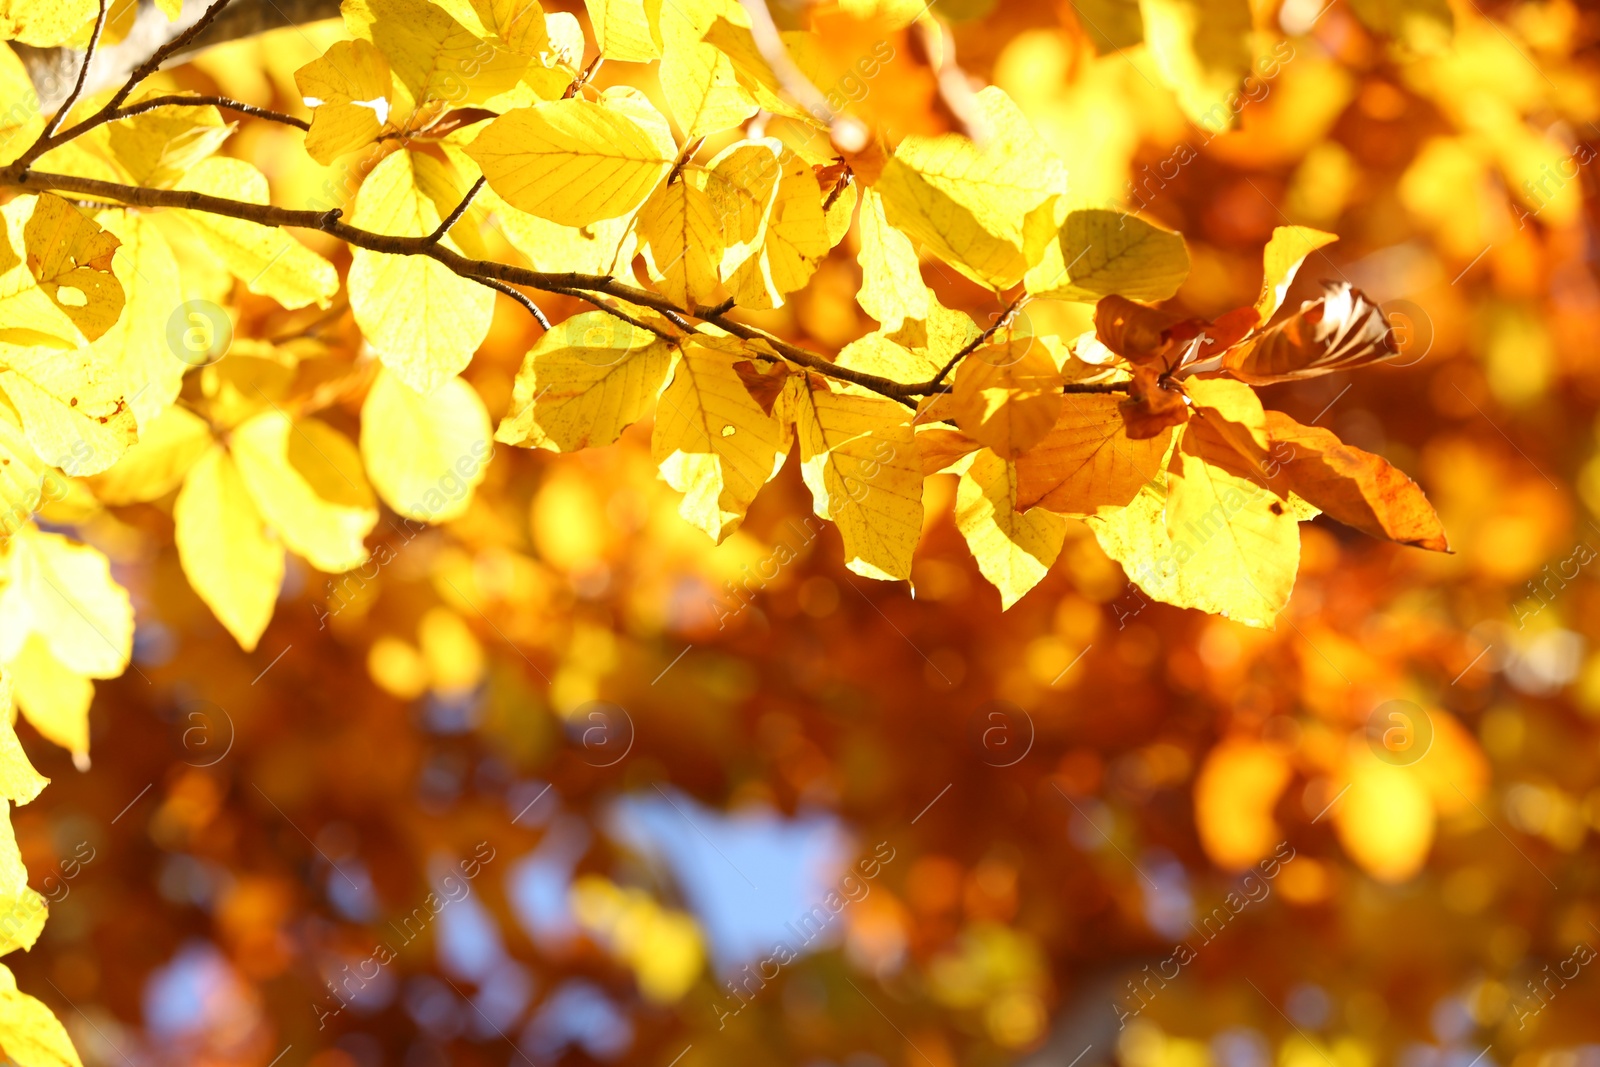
[
  {"x1": 21, "y1": 0, "x2": 238, "y2": 167},
  {"x1": 112, "y1": 94, "x2": 310, "y2": 130},
  {"x1": 562, "y1": 55, "x2": 604, "y2": 99},
  {"x1": 426, "y1": 176, "x2": 485, "y2": 246},
  {"x1": 667, "y1": 137, "x2": 705, "y2": 186},
  {"x1": 474, "y1": 276, "x2": 551, "y2": 330},
  {"x1": 36, "y1": 0, "x2": 110, "y2": 145},
  {"x1": 540, "y1": 286, "x2": 674, "y2": 340},
  {"x1": 823, "y1": 167, "x2": 854, "y2": 211},
  {"x1": 923, "y1": 292, "x2": 1032, "y2": 388},
  {"x1": 104, "y1": 0, "x2": 237, "y2": 113}
]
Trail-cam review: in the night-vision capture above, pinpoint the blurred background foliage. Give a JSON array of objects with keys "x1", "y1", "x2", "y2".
[{"x1": 14, "y1": 0, "x2": 1600, "y2": 1066}]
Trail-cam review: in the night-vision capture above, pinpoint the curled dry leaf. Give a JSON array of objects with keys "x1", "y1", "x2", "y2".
[{"x1": 1224, "y1": 282, "x2": 1398, "y2": 385}]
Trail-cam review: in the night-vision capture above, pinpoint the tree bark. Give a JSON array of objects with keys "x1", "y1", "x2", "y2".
[{"x1": 15, "y1": 0, "x2": 340, "y2": 112}]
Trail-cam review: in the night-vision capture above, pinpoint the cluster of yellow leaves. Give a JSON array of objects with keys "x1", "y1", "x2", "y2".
[{"x1": 0, "y1": 0, "x2": 1455, "y2": 745}]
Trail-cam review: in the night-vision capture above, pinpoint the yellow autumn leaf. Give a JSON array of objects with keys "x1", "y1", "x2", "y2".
[
  {"x1": 344, "y1": 0, "x2": 527, "y2": 107},
  {"x1": 950, "y1": 339, "x2": 1063, "y2": 458},
  {"x1": 657, "y1": 0, "x2": 759, "y2": 141},
  {"x1": 701, "y1": 138, "x2": 784, "y2": 283},
  {"x1": 88, "y1": 404, "x2": 211, "y2": 506},
  {"x1": 0, "y1": 527, "x2": 132, "y2": 680},
  {"x1": 727, "y1": 149, "x2": 827, "y2": 309},
  {"x1": 652, "y1": 340, "x2": 785, "y2": 542},
  {"x1": 360, "y1": 369, "x2": 492, "y2": 523},
  {"x1": 88, "y1": 210, "x2": 184, "y2": 430},
  {"x1": 483, "y1": 185, "x2": 638, "y2": 275},
  {"x1": 1139, "y1": 0, "x2": 1253, "y2": 129},
  {"x1": 5, "y1": 635, "x2": 91, "y2": 762},
  {"x1": 788, "y1": 375, "x2": 923, "y2": 581},
  {"x1": 856, "y1": 188, "x2": 929, "y2": 332},
  {"x1": 954, "y1": 450, "x2": 1066, "y2": 610},
  {"x1": 1086, "y1": 452, "x2": 1294, "y2": 630},
  {"x1": 231, "y1": 412, "x2": 378, "y2": 574},
  {"x1": 0, "y1": 0, "x2": 94, "y2": 46},
  {"x1": 876, "y1": 86, "x2": 1066, "y2": 290},
  {"x1": 0, "y1": 962, "x2": 82, "y2": 1067},
  {"x1": 175, "y1": 445, "x2": 284, "y2": 652},
  {"x1": 465, "y1": 98, "x2": 676, "y2": 226},
  {"x1": 1255, "y1": 225, "x2": 1339, "y2": 321},
  {"x1": 0, "y1": 197, "x2": 95, "y2": 348},
  {"x1": 822, "y1": 176, "x2": 856, "y2": 249},
  {"x1": 1013, "y1": 394, "x2": 1172, "y2": 514},
  {"x1": 0, "y1": 343, "x2": 137, "y2": 476},
  {"x1": 1160, "y1": 414, "x2": 1300, "y2": 628},
  {"x1": 637, "y1": 176, "x2": 725, "y2": 308},
  {"x1": 701, "y1": 17, "x2": 821, "y2": 126},
  {"x1": 585, "y1": 0, "x2": 662, "y2": 61},
  {"x1": 348, "y1": 149, "x2": 495, "y2": 396},
  {"x1": 0, "y1": 673, "x2": 44, "y2": 806},
  {"x1": 19, "y1": 196, "x2": 124, "y2": 344},
  {"x1": 1025, "y1": 209, "x2": 1190, "y2": 303},
  {"x1": 295, "y1": 39, "x2": 393, "y2": 165},
  {"x1": 470, "y1": 0, "x2": 549, "y2": 55},
  {"x1": 173, "y1": 158, "x2": 338, "y2": 310},
  {"x1": 105, "y1": 96, "x2": 233, "y2": 188},
  {"x1": 496, "y1": 311, "x2": 674, "y2": 452}
]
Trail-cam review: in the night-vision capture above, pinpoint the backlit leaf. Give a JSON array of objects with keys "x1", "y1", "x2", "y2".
[
  {"x1": 496, "y1": 311, "x2": 674, "y2": 452},
  {"x1": 174, "y1": 445, "x2": 284, "y2": 652},
  {"x1": 788, "y1": 375, "x2": 923, "y2": 581},
  {"x1": 950, "y1": 339, "x2": 1063, "y2": 458},
  {"x1": 173, "y1": 158, "x2": 338, "y2": 310},
  {"x1": 1262, "y1": 411, "x2": 1448, "y2": 551},
  {"x1": 955, "y1": 449, "x2": 1066, "y2": 609},
  {"x1": 360, "y1": 369, "x2": 492, "y2": 523},
  {"x1": 1026, "y1": 209, "x2": 1189, "y2": 303},
  {"x1": 465, "y1": 98, "x2": 676, "y2": 226},
  {"x1": 231, "y1": 412, "x2": 378, "y2": 574},
  {"x1": 348, "y1": 149, "x2": 494, "y2": 395},
  {"x1": 1014, "y1": 394, "x2": 1172, "y2": 514},
  {"x1": 652, "y1": 340, "x2": 785, "y2": 542},
  {"x1": 876, "y1": 86, "x2": 1066, "y2": 290}
]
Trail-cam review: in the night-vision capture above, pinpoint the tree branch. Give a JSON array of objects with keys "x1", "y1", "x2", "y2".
[{"x1": 2, "y1": 168, "x2": 929, "y2": 402}]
